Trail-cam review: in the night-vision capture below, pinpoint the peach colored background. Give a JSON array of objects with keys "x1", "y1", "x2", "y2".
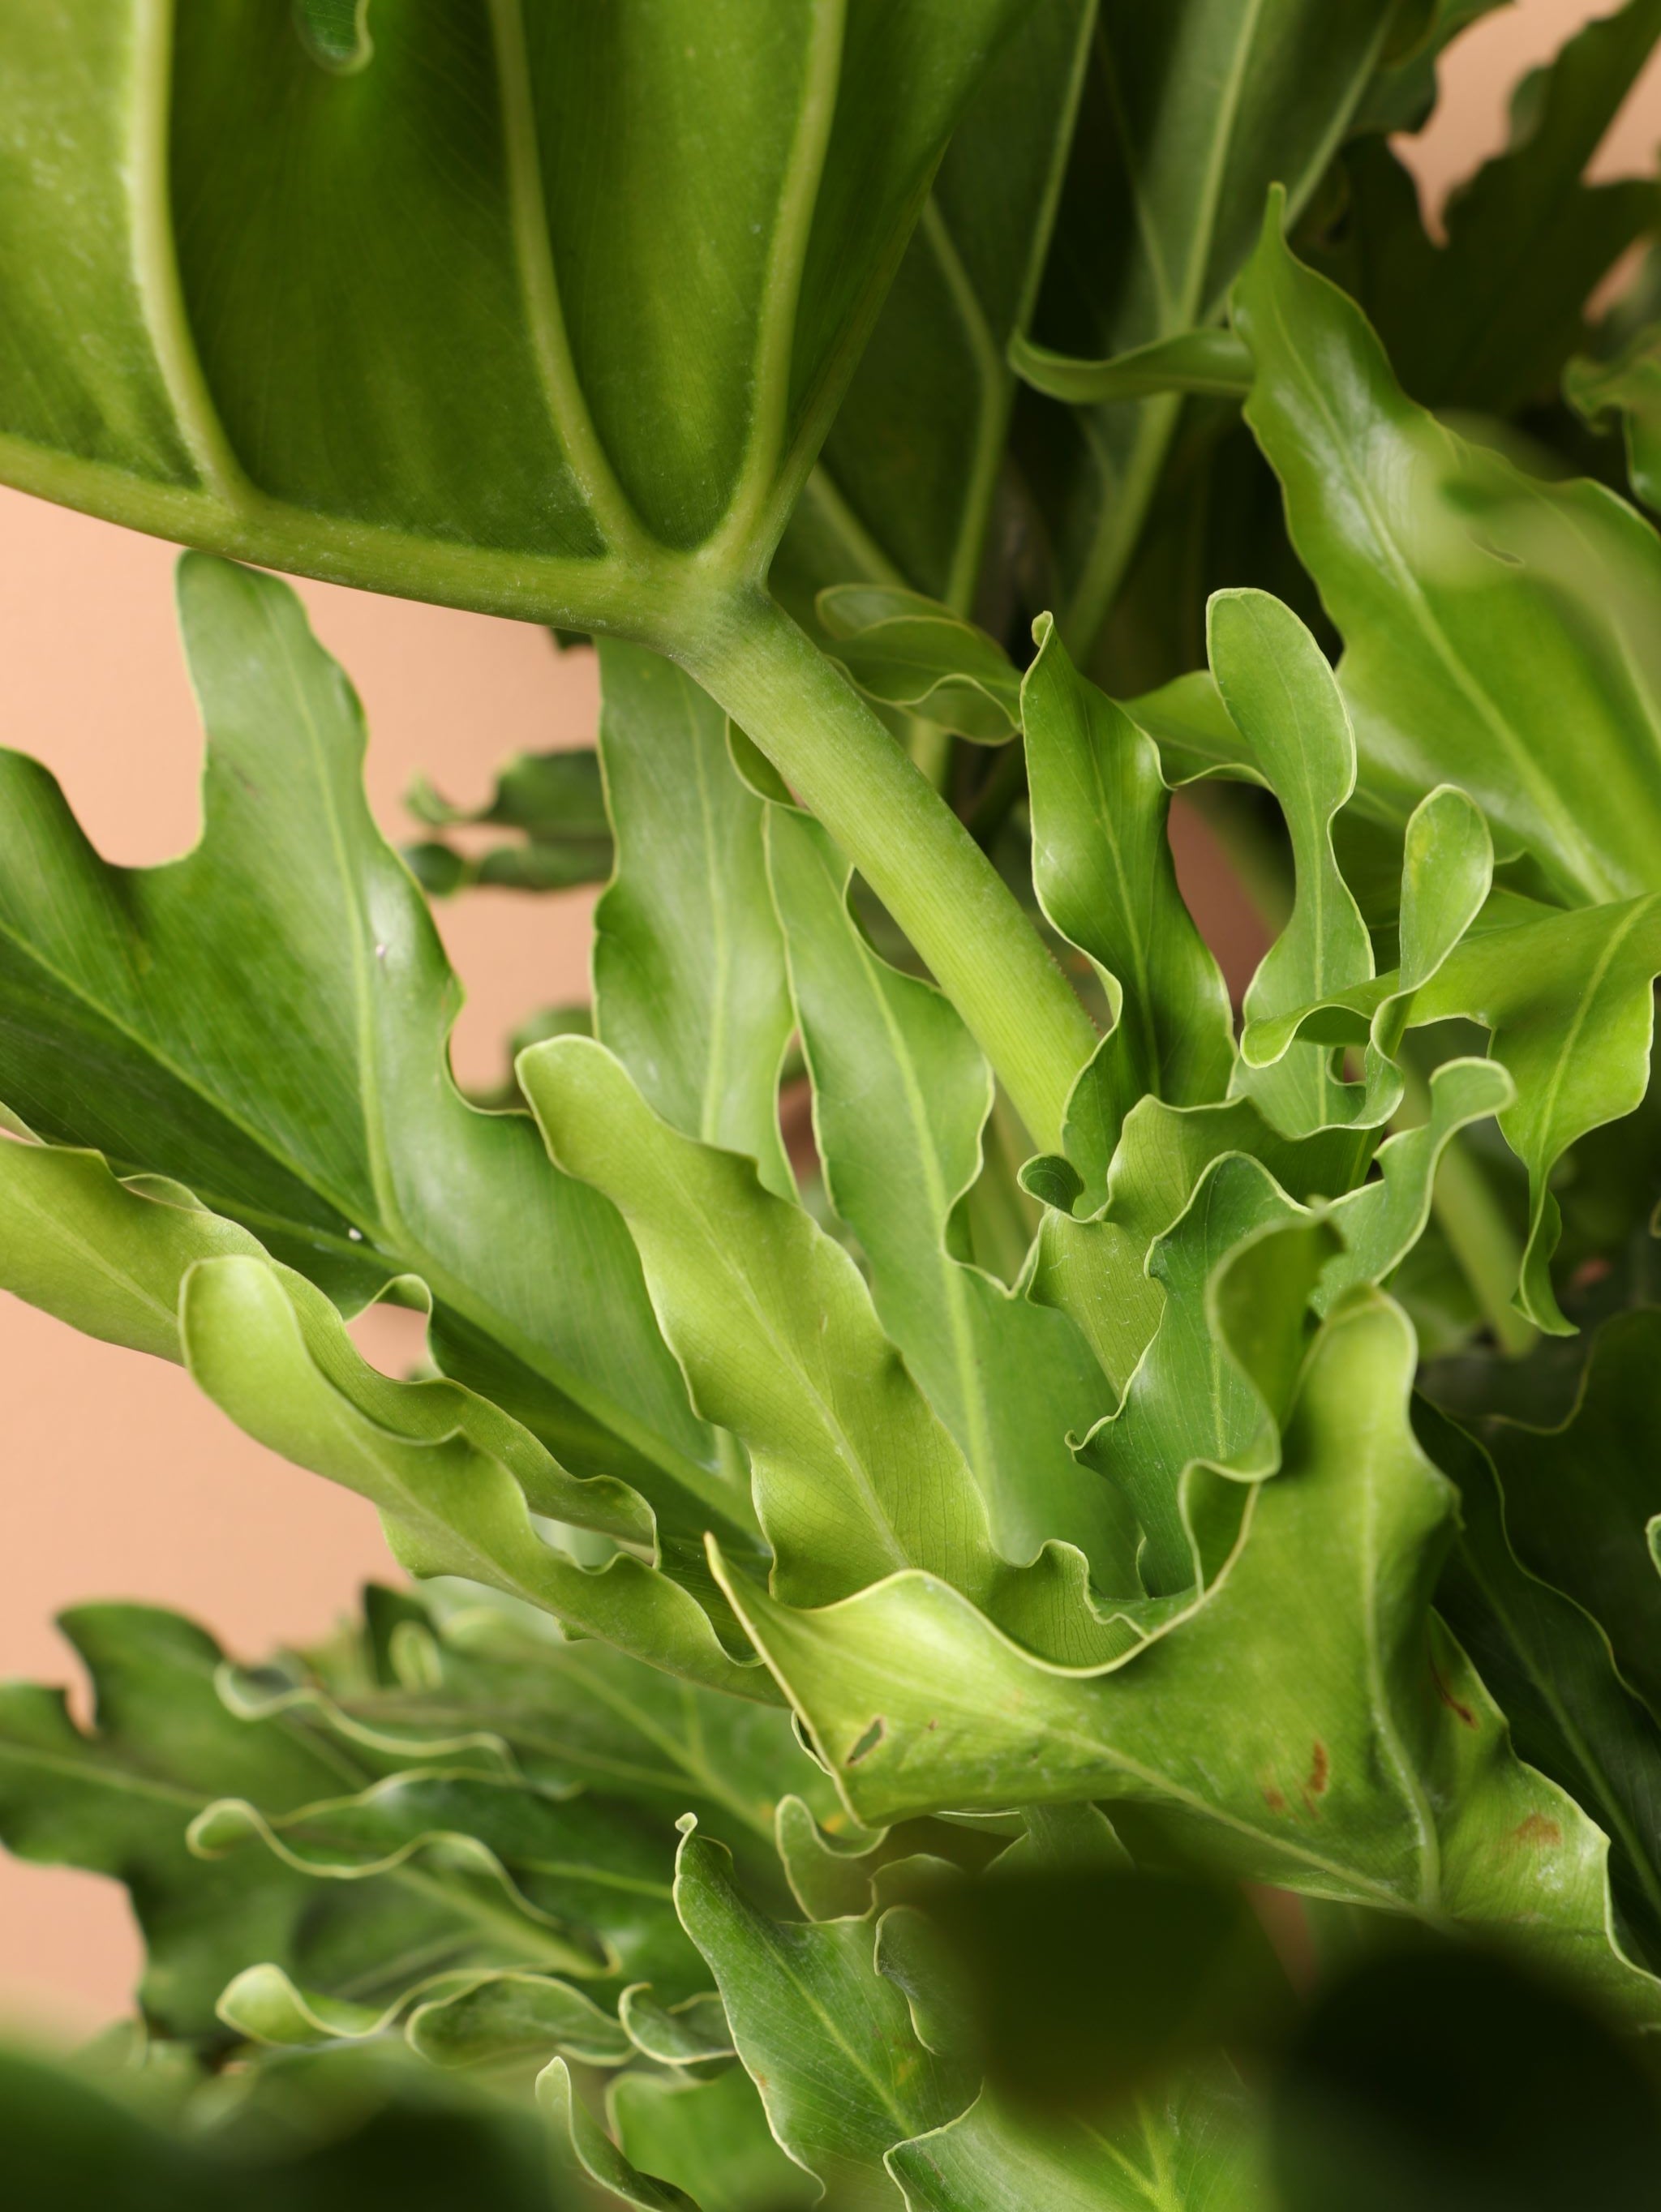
[{"x1": 2, "y1": 0, "x2": 1658, "y2": 2034}]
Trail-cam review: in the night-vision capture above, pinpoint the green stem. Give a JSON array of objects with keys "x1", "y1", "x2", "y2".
[{"x1": 680, "y1": 588, "x2": 1097, "y2": 1153}]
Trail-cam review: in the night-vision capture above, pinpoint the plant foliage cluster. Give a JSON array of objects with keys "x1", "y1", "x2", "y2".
[{"x1": 7, "y1": 1, "x2": 1661, "y2": 2202}]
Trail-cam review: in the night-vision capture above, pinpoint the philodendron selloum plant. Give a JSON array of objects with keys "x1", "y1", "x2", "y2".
[{"x1": 10, "y1": 1, "x2": 1661, "y2": 2203}]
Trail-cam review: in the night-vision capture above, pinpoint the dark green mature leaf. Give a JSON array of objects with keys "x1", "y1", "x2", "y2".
[
  {"x1": 0, "y1": 1, "x2": 1031, "y2": 631},
  {"x1": 1568, "y1": 319, "x2": 1661, "y2": 512},
  {"x1": 1019, "y1": 0, "x2": 1402, "y2": 649},
  {"x1": 709, "y1": 1288, "x2": 1661, "y2": 2018},
  {"x1": 1022, "y1": 617, "x2": 1234, "y2": 1195},
  {"x1": 0, "y1": 1606, "x2": 350, "y2": 2038},
  {"x1": 1423, "y1": 1404, "x2": 1661, "y2": 1973},
  {"x1": 594, "y1": 642, "x2": 793, "y2": 1200},
  {"x1": 1477, "y1": 1309, "x2": 1661, "y2": 1725},
  {"x1": 778, "y1": 0, "x2": 1096, "y2": 621},
  {"x1": 673, "y1": 1822, "x2": 976, "y2": 2206},
  {"x1": 1235, "y1": 203, "x2": 1661, "y2": 905},
  {"x1": 0, "y1": 555, "x2": 723, "y2": 1520},
  {"x1": 1332, "y1": 0, "x2": 1661, "y2": 416},
  {"x1": 764, "y1": 803, "x2": 1136, "y2": 1585}
]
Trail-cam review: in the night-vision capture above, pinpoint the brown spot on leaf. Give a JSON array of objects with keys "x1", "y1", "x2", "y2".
[
  {"x1": 1307, "y1": 1741, "x2": 1329, "y2": 1797},
  {"x1": 1512, "y1": 1813, "x2": 1562, "y2": 1850},
  {"x1": 1431, "y1": 1661, "x2": 1478, "y2": 1729},
  {"x1": 1262, "y1": 1784, "x2": 1288, "y2": 1815}
]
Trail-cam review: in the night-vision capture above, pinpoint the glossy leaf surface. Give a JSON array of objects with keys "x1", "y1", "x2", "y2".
[
  {"x1": 0, "y1": 1, "x2": 1031, "y2": 634},
  {"x1": 1236, "y1": 204, "x2": 1661, "y2": 904}
]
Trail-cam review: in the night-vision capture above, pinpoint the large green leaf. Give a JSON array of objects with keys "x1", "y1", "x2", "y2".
[
  {"x1": 1015, "y1": 0, "x2": 1401, "y2": 649},
  {"x1": 0, "y1": 1, "x2": 1029, "y2": 632},
  {"x1": 0, "y1": 555, "x2": 724, "y2": 1518},
  {"x1": 1234, "y1": 202, "x2": 1661, "y2": 905},
  {"x1": 708, "y1": 1288, "x2": 1661, "y2": 2017},
  {"x1": 763, "y1": 801, "x2": 1136, "y2": 1584},
  {"x1": 594, "y1": 642, "x2": 793, "y2": 1201}
]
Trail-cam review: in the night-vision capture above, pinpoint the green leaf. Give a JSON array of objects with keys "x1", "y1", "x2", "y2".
[
  {"x1": 1209, "y1": 590, "x2": 1373, "y2": 1136},
  {"x1": 889, "y1": 2073, "x2": 1272, "y2": 2212},
  {"x1": 1475, "y1": 1310, "x2": 1661, "y2": 1725},
  {"x1": 816, "y1": 585, "x2": 1022, "y2": 740},
  {"x1": 609, "y1": 2066, "x2": 821, "y2": 2212},
  {"x1": 618, "y1": 1986, "x2": 735, "y2": 2070},
  {"x1": 1022, "y1": 615, "x2": 1234, "y2": 1193},
  {"x1": 191, "y1": 1765, "x2": 704, "y2": 1997},
  {"x1": 324, "y1": 1590, "x2": 840, "y2": 1854},
  {"x1": 179, "y1": 1253, "x2": 768, "y2": 1699},
  {"x1": 672, "y1": 1821, "x2": 976, "y2": 2205},
  {"x1": 764, "y1": 802, "x2": 1137, "y2": 1585},
  {"x1": 1422, "y1": 1404, "x2": 1661, "y2": 1973},
  {"x1": 0, "y1": 1605, "x2": 350, "y2": 2038},
  {"x1": 540, "y1": 2057, "x2": 700, "y2": 2212},
  {"x1": 0, "y1": 1, "x2": 1032, "y2": 634},
  {"x1": 710, "y1": 1290, "x2": 1661, "y2": 2018},
  {"x1": 407, "y1": 1971, "x2": 635, "y2": 2072},
  {"x1": 1567, "y1": 319, "x2": 1661, "y2": 513},
  {"x1": 594, "y1": 641, "x2": 793, "y2": 1200},
  {"x1": 1257, "y1": 895, "x2": 1661, "y2": 1330},
  {"x1": 1078, "y1": 1160, "x2": 1337, "y2": 1598},
  {"x1": 1341, "y1": 0, "x2": 1661, "y2": 415},
  {"x1": 1023, "y1": 0, "x2": 1403, "y2": 646},
  {"x1": 0, "y1": 555, "x2": 722, "y2": 1518},
  {"x1": 1, "y1": 2041, "x2": 560, "y2": 2212},
  {"x1": 1011, "y1": 328, "x2": 1255, "y2": 405},
  {"x1": 776, "y1": 0, "x2": 1095, "y2": 620},
  {"x1": 0, "y1": 1137, "x2": 270, "y2": 1361},
  {"x1": 405, "y1": 748, "x2": 612, "y2": 899},
  {"x1": 1318, "y1": 1058, "x2": 1515, "y2": 1310},
  {"x1": 1234, "y1": 201, "x2": 1661, "y2": 906},
  {"x1": 524, "y1": 1035, "x2": 1114, "y2": 1661}
]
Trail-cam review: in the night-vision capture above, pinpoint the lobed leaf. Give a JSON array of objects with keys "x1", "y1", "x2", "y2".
[
  {"x1": 765, "y1": 802, "x2": 1136, "y2": 1584},
  {"x1": 1234, "y1": 199, "x2": 1661, "y2": 905}
]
